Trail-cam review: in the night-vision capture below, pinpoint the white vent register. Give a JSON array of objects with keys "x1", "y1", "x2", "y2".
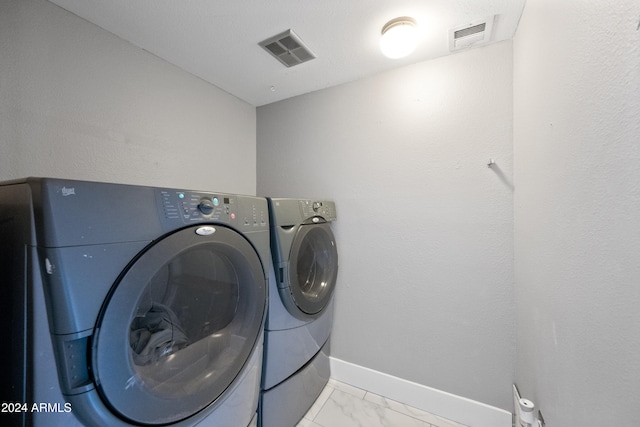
[
  {"x1": 449, "y1": 16, "x2": 495, "y2": 51},
  {"x1": 259, "y1": 29, "x2": 316, "y2": 67}
]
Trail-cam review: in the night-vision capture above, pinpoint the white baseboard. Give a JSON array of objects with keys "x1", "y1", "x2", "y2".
[{"x1": 329, "y1": 357, "x2": 512, "y2": 427}]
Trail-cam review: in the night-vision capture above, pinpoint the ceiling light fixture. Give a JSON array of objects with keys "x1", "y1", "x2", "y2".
[{"x1": 380, "y1": 17, "x2": 418, "y2": 59}]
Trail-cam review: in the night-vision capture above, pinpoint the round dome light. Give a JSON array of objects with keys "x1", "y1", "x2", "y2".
[{"x1": 380, "y1": 17, "x2": 418, "y2": 59}]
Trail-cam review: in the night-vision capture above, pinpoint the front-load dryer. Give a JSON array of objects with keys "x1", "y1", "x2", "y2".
[
  {"x1": 260, "y1": 198, "x2": 338, "y2": 427},
  {"x1": 0, "y1": 178, "x2": 270, "y2": 427}
]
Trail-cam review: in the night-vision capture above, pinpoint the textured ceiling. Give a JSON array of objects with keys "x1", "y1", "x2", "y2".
[{"x1": 47, "y1": 0, "x2": 526, "y2": 106}]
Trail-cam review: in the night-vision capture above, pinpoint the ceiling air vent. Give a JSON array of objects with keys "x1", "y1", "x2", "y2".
[
  {"x1": 449, "y1": 16, "x2": 495, "y2": 51},
  {"x1": 259, "y1": 29, "x2": 316, "y2": 67}
]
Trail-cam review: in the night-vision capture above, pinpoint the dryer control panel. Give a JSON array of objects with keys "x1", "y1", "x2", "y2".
[{"x1": 299, "y1": 200, "x2": 337, "y2": 222}]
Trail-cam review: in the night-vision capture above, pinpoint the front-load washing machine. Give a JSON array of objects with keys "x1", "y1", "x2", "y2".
[
  {"x1": 260, "y1": 199, "x2": 338, "y2": 427},
  {"x1": 0, "y1": 178, "x2": 270, "y2": 427}
]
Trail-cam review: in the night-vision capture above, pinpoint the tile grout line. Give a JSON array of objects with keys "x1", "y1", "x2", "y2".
[
  {"x1": 303, "y1": 385, "x2": 336, "y2": 427},
  {"x1": 301, "y1": 380, "x2": 466, "y2": 427},
  {"x1": 362, "y1": 391, "x2": 438, "y2": 427},
  {"x1": 313, "y1": 387, "x2": 335, "y2": 427}
]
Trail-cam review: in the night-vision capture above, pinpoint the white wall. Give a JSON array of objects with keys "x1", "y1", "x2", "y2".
[
  {"x1": 0, "y1": 0, "x2": 256, "y2": 194},
  {"x1": 514, "y1": 0, "x2": 640, "y2": 425},
  {"x1": 257, "y1": 41, "x2": 515, "y2": 410}
]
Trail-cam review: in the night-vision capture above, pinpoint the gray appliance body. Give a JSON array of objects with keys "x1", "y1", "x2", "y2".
[
  {"x1": 260, "y1": 198, "x2": 338, "y2": 427},
  {"x1": 0, "y1": 178, "x2": 269, "y2": 427}
]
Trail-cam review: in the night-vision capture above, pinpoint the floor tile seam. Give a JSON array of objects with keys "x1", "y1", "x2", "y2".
[
  {"x1": 361, "y1": 390, "x2": 445, "y2": 427},
  {"x1": 328, "y1": 379, "x2": 367, "y2": 394},
  {"x1": 311, "y1": 386, "x2": 439, "y2": 427},
  {"x1": 305, "y1": 385, "x2": 337, "y2": 425},
  {"x1": 305, "y1": 395, "x2": 334, "y2": 427}
]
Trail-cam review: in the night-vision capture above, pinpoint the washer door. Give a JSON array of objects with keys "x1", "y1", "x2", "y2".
[
  {"x1": 92, "y1": 225, "x2": 266, "y2": 425},
  {"x1": 287, "y1": 222, "x2": 338, "y2": 316}
]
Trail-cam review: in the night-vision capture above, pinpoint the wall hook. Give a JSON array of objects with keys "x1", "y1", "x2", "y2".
[{"x1": 487, "y1": 158, "x2": 496, "y2": 168}]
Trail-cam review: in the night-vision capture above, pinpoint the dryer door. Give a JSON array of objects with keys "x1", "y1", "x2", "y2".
[
  {"x1": 92, "y1": 225, "x2": 266, "y2": 425},
  {"x1": 286, "y1": 222, "x2": 338, "y2": 316}
]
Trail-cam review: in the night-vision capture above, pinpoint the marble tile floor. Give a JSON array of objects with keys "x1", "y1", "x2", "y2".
[{"x1": 296, "y1": 379, "x2": 469, "y2": 427}]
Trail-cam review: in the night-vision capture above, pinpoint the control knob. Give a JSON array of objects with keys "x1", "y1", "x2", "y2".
[
  {"x1": 198, "y1": 199, "x2": 215, "y2": 215},
  {"x1": 312, "y1": 201, "x2": 323, "y2": 212}
]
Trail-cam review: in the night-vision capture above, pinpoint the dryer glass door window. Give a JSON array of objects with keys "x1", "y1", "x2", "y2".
[
  {"x1": 93, "y1": 226, "x2": 266, "y2": 425},
  {"x1": 288, "y1": 222, "x2": 338, "y2": 315}
]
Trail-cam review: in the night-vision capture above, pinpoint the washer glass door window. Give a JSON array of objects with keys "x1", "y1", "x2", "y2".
[
  {"x1": 93, "y1": 226, "x2": 266, "y2": 425},
  {"x1": 288, "y1": 222, "x2": 338, "y2": 315}
]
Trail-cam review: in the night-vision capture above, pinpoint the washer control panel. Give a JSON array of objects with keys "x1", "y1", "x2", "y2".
[
  {"x1": 157, "y1": 189, "x2": 268, "y2": 231},
  {"x1": 158, "y1": 189, "x2": 236, "y2": 223}
]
